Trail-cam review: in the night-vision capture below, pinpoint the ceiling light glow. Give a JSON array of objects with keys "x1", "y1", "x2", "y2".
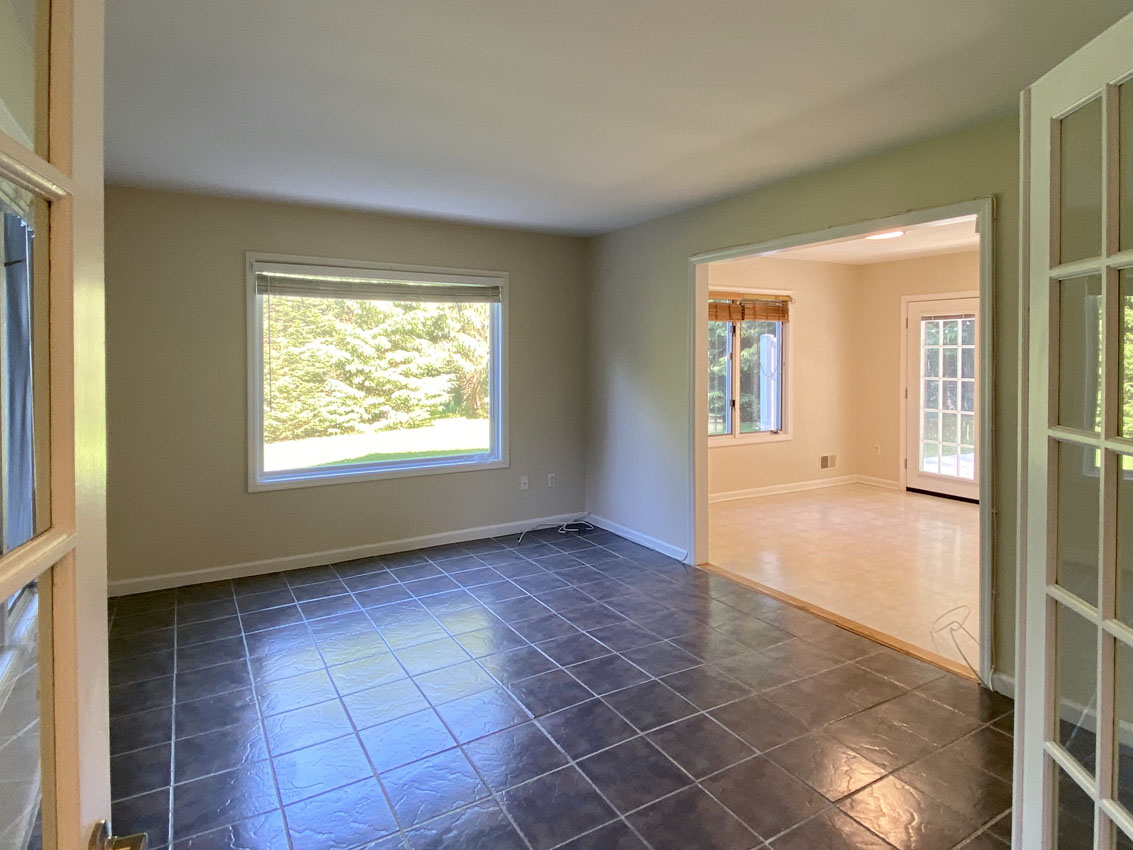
[{"x1": 865, "y1": 230, "x2": 905, "y2": 240}]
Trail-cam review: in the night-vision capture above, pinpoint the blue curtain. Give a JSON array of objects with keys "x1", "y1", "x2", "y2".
[{"x1": 3, "y1": 211, "x2": 37, "y2": 552}]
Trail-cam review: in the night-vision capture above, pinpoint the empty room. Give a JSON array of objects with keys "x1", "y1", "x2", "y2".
[
  {"x1": 2, "y1": 3, "x2": 1133, "y2": 850},
  {"x1": 704, "y1": 214, "x2": 989, "y2": 675}
]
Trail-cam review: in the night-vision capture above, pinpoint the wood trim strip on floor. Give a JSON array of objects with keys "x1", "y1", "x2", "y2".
[{"x1": 698, "y1": 561, "x2": 979, "y2": 682}]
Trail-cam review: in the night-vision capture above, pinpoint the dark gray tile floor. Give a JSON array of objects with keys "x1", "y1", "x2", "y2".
[{"x1": 107, "y1": 528, "x2": 1015, "y2": 850}]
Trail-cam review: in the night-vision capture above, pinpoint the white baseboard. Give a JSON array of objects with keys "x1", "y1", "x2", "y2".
[
  {"x1": 708, "y1": 474, "x2": 900, "y2": 504},
  {"x1": 108, "y1": 511, "x2": 587, "y2": 596},
  {"x1": 855, "y1": 475, "x2": 902, "y2": 490},
  {"x1": 993, "y1": 669, "x2": 1133, "y2": 761},
  {"x1": 991, "y1": 671, "x2": 1015, "y2": 700},
  {"x1": 585, "y1": 514, "x2": 688, "y2": 563}
]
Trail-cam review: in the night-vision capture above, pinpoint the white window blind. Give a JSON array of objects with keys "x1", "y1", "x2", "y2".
[{"x1": 253, "y1": 262, "x2": 502, "y2": 303}]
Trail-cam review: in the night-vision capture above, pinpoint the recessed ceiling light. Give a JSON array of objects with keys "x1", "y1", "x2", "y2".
[{"x1": 865, "y1": 230, "x2": 905, "y2": 240}]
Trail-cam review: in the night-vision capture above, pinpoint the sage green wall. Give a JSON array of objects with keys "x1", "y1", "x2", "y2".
[
  {"x1": 105, "y1": 186, "x2": 589, "y2": 588},
  {"x1": 586, "y1": 115, "x2": 1021, "y2": 677}
]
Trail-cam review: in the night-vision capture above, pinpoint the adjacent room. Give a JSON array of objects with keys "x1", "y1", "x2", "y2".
[{"x1": 704, "y1": 215, "x2": 986, "y2": 674}]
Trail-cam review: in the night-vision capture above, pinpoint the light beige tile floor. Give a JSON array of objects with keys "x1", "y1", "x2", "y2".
[{"x1": 709, "y1": 482, "x2": 980, "y2": 672}]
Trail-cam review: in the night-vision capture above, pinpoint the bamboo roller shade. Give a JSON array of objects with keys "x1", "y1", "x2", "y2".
[{"x1": 708, "y1": 292, "x2": 791, "y2": 323}]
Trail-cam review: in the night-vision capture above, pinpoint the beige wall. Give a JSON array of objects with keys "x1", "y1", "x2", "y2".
[
  {"x1": 706, "y1": 250, "x2": 979, "y2": 497},
  {"x1": 105, "y1": 186, "x2": 590, "y2": 589},
  {"x1": 0, "y1": 0, "x2": 36, "y2": 144},
  {"x1": 586, "y1": 115, "x2": 1020, "y2": 677},
  {"x1": 706, "y1": 257, "x2": 860, "y2": 496},
  {"x1": 854, "y1": 250, "x2": 980, "y2": 482}
]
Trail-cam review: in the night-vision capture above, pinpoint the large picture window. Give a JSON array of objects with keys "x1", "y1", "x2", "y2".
[
  {"x1": 707, "y1": 291, "x2": 789, "y2": 442},
  {"x1": 249, "y1": 256, "x2": 506, "y2": 489}
]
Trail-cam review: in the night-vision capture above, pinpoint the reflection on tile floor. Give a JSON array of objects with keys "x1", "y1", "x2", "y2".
[
  {"x1": 107, "y1": 527, "x2": 1012, "y2": 849},
  {"x1": 710, "y1": 484, "x2": 980, "y2": 670}
]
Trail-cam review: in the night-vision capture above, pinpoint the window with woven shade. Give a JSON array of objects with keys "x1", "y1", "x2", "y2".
[{"x1": 708, "y1": 292, "x2": 790, "y2": 440}]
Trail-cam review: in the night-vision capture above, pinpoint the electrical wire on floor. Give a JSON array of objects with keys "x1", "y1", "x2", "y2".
[
  {"x1": 515, "y1": 515, "x2": 595, "y2": 545},
  {"x1": 930, "y1": 604, "x2": 988, "y2": 687}
]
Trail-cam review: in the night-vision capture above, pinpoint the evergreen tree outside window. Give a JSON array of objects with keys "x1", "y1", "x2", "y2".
[
  {"x1": 707, "y1": 293, "x2": 789, "y2": 441},
  {"x1": 248, "y1": 257, "x2": 506, "y2": 489}
]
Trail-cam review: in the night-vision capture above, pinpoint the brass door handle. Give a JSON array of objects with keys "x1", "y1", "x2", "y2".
[{"x1": 90, "y1": 820, "x2": 148, "y2": 850}]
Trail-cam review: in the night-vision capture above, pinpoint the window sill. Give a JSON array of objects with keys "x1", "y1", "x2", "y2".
[
  {"x1": 709, "y1": 432, "x2": 792, "y2": 448},
  {"x1": 251, "y1": 455, "x2": 508, "y2": 492}
]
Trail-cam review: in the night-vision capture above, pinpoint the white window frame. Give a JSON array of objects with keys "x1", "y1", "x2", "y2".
[
  {"x1": 708, "y1": 287, "x2": 792, "y2": 447},
  {"x1": 246, "y1": 252, "x2": 509, "y2": 491}
]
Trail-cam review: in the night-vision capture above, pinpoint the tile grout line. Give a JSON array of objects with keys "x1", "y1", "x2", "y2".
[
  {"x1": 109, "y1": 534, "x2": 1010, "y2": 850},
  {"x1": 164, "y1": 587, "x2": 180, "y2": 847},
  {"x1": 344, "y1": 549, "x2": 539, "y2": 850},
  {"x1": 417, "y1": 544, "x2": 766, "y2": 848},
  {"x1": 344, "y1": 536, "x2": 666, "y2": 850},
  {"x1": 235, "y1": 577, "x2": 295, "y2": 850}
]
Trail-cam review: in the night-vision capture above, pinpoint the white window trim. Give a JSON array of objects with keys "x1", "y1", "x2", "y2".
[
  {"x1": 246, "y1": 252, "x2": 509, "y2": 492},
  {"x1": 708, "y1": 286, "x2": 792, "y2": 448}
]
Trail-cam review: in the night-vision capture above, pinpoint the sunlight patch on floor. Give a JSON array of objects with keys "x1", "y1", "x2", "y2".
[{"x1": 709, "y1": 483, "x2": 979, "y2": 670}]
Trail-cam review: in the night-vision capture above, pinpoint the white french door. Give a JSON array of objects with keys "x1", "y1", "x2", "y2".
[
  {"x1": 1020, "y1": 11, "x2": 1133, "y2": 849},
  {"x1": 905, "y1": 296, "x2": 980, "y2": 500}
]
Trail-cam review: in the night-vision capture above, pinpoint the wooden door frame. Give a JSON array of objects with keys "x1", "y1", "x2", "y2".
[
  {"x1": 900, "y1": 292, "x2": 981, "y2": 498},
  {"x1": 687, "y1": 198, "x2": 996, "y2": 683},
  {"x1": 0, "y1": 0, "x2": 107, "y2": 847}
]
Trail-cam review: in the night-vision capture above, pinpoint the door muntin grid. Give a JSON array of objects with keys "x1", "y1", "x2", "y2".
[{"x1": 919, "y1": 313, "x2": 977, "y2": 480}]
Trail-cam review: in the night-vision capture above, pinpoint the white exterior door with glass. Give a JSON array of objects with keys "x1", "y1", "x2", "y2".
[{"x1": 906, "y1": 296, "x2": 980, "y2": 500}]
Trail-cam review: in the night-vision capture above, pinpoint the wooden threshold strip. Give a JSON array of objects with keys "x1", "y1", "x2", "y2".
[{"x1": 698, "y1": 561, "x2": 977, "y2": 681}]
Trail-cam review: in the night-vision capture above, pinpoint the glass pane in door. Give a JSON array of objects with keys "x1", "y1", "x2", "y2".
[
  {"x1": 1120, "y1": 270, "x2": 1133, "y2": 438},
  {"x1": 1055, "y1": 760, "x2": 1095, "y2": 848},
  {"x1": 1055, "y1": 601, "x2": 1098, "y2": 775},
  {"x1": 1115, "y1": 641, "x2": 1133, "y2": 816},
  {"x1": 919, "y1": 314, "x2": 976, "y2": 480},
  {"x1": 1117, "y1": 452, "x2": 1133, "y2": 624},
  {"x1": 1121, "y1": 80, "x2": 1133, "y2": 252},
  {"x1": 0, "y1": 580, "x2": 48, "y2": 850},
  {"x1": 0, "y1": 0, "x2": 47, "y2": 155},
  {"x1": 1057, "y1": 441, "x2": 1100, "y2": 606},
  {"x1": 708, "y1": 320, "x2": 731, "y2": 436},
  {"x1": 0, "y1": 175, "x2": 51, "y2": 550},
  {"x1": 1058, "y1": 275, "x2": 1103, "y2": 433},
  {"x1": 1060, "y1": 96, "x2": 1104, "y2": 264}
]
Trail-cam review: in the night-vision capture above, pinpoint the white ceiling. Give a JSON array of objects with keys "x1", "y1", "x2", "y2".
[
  {"x1": 770, "y1": 216, "x2": 979, "y2": 264},
  {"x1": 105, "y1": 1, "x2": 1133, "y2": 235}
]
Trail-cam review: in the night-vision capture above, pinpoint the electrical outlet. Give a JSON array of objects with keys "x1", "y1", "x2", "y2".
[
  {"x1": 520, "y1": 475, "x2": 529, "y2": 491},
  {"x1": 874, "y1": 444, "x2": 881, "y2": 455},
  {"x1": 547, "y1": 473, "x2": 556, "y2": 488}
]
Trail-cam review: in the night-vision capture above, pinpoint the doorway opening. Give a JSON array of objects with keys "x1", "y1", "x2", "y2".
[{"x1": 688, "y1": 201, "x2": 994, "y2": 682}]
